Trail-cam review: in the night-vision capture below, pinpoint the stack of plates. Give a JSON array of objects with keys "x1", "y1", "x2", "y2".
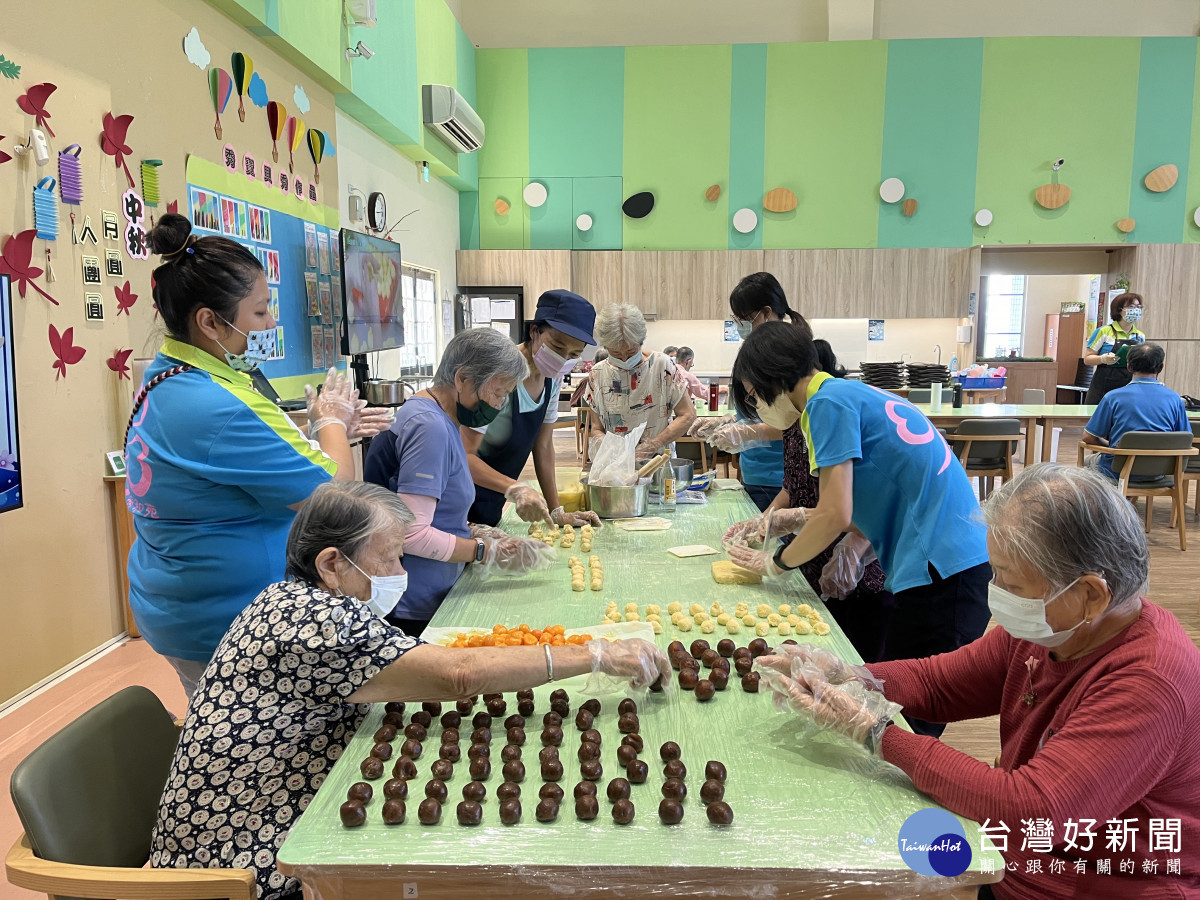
[
  {"x1": 859, "y1": 362, "x2": 906, "y2": 389},
  {"x1": 905, "y1": 363, "x2": 950, "y2": 388}
]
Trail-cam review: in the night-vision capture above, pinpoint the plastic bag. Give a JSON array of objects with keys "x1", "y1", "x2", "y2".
[{"x1": 589, "y1": 422, "x2": 646, "y2": 486}]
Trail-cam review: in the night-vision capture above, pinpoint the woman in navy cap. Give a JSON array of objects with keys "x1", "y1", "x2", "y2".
[{"x1": 462, "y1": 289, "x2": 604, "y2": 528}]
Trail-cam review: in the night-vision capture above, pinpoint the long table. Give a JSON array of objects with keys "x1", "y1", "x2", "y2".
[{"x1": 277, "y1": 491, "x2": 1003, "y2": 898}]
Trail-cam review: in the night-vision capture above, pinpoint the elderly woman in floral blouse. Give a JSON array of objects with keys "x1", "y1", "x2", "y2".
[{"x1": 584, "y1": 304, "x2": 695, "y2": 462}]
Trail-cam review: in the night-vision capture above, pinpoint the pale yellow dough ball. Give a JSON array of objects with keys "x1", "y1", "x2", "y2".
[
  {"x1": 716, "y1": 613, "x2": 731, "y2": 626},
  {"x1": 741, "y1": 614, "x2": 757, "y2": 627},
  {"x1": 709, "y1": 602, "x2": 724, "y2": 617},
  {"x1": 700, "y1": 620, "x2": 716, "y2": 634},
  {"x1": 755, "y1": 621, "x2": 770, "y2": 637},
  {"x1": 786, "y1": 614, "x2": 802, "y2": 627},
  {"x1": 667, "y1": 601, "x2": 683, "y2": 615},
  {"x1": 689, "y1": 603, "x2": 704, "y2": 616},
  {"x1": 756, "y1": 603, "x2": 772, "y2": 618},
  {"x1": 725, "y1": 619, "x2": 741, "y2": 634},
  {"x1": 677, "y1": 618, "x2": 693, "y2": 632},
  {"x1": 777, "y1": 622, "x2": 793, "y2": 636},
  {"x1": 813, "y1": 622, "x2": 831, "y2": 636},
  {"x1": 624, "y1": 602, "x2": 638, "y2": 613},
  {"x1": 625, "y1": 612, "x2": 640, "y2": 622},
  {"x1": 652, "y1": 620, "x2": 663, "y2": 634},
  {"x1": 778, "y1": 604, "x2": 792, "y2": 616},
  {"x1": 693, "y1": 612, "x2": 709, "y2": 625},
  {"x1": 793, "y1": 619, "x2": 813, "y2": 635},
  {"x1": 767, "y1": 613, "x2": 782, "y2": 627},
  {"x1": 645, "y1": 604, "x2": 662, "y2": 615},
  {"x1": 795, "y1": 604, "x2": 813, "y2": 616}
]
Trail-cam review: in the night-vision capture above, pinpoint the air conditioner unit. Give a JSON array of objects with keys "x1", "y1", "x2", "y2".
[
  {"x1": 422, "y1": 84, "x2": 485, "y2": 153},
  {"x1": 344, "y1": 0, "x2": 377, "y2": 27}
]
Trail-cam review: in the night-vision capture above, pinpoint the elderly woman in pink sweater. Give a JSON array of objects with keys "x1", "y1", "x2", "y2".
[{"x1": 758, "y1": 464, "x2": 1200, "y2": 899}]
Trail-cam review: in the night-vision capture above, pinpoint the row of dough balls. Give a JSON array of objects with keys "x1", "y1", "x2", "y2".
[
  {"x1": 530, "y1": 523, "x2": 562, "y2": 547},
  {"x1": 581, "y1": 524, "x2": 594, "y2": 553},
  {"x1": 569, "y1": 555, "x2": 603, "y2": 592}
]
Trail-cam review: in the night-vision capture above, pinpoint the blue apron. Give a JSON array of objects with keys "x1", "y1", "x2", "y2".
[{"x1": 468, "y1": 378, "x2": 554, "y2": 526}]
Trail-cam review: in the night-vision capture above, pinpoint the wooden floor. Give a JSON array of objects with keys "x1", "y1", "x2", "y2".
[{"x1": 2, "y1": 426, "x2": 1197, "y2": 900}]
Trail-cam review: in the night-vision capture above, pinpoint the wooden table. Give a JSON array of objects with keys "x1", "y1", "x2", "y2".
[
  {"x1": 276, "y1": 492, "x2": 1003, "y2": 898},
  {"x1": 913, "y1": 404, "x2": 1043, "y2": 466}
]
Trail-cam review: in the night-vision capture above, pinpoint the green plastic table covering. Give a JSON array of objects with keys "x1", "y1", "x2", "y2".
[{"x1": 277, "y1": 490, "x2": 1003, "y2": 895}]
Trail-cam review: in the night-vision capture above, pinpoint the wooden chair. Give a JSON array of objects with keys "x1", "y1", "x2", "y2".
[
  {"x1": 947, "y1": 418, "x2": 1022, "y2": 500},
  {"x1": 1075, "y1": 431, "x2": 1198, "y2": 550},
  {"x1": 672, "y1": 436, "x2": 709, "y2": 472},
  {"x1": 1182, "y1": 422, "x2": 1200, "y2": 519},
  {"x1": 6, "y1": 685, "x2": 256, "y2": 900}
]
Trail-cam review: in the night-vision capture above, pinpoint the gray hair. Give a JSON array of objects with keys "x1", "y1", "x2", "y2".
[
  {"x1": 594, "y1": 304, "x2": 647, "y2": 350},
  {"x1": 982, "y1": 463, "x2": 1148, "y2": 611},
  {"x1": 675, "y1": 346, "x2": 695, "y2": 366},
  {"x1": 432, "y1": 327, "x2": 528, "y2": 390},
  {"x1": 286, "y1": 482, "x2": 415, "y2": 584}
]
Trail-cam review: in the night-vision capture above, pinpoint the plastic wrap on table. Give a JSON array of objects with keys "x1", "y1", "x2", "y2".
[{"x1": 276, "y1": 492, "x2": 1003, "y2": 898}]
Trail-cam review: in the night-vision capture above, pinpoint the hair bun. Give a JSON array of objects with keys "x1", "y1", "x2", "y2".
[{"x1": 149, "y1": 213, "x2": 194, "y2": 259}]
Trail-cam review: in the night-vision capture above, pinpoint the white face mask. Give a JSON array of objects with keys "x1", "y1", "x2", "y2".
[
  {"x1": 610, "y1": 350, "x2": 643, "y2": 372},
  {"x1": 756, "y1": 392, "x2": 801, "y2": 431},
  {"x1": 987, "y1": 577, "x2": 1087, "y2": 648},
  {"x1": 345, "y1": 556, "x2": 408, "y2": 619},
  {"x1": 218, "y1": 317, "x2": 275, "y2": 372}
]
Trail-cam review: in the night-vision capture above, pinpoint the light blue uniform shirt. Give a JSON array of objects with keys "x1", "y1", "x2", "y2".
[
  {"x1": 125, "y1": 339, "x2": 336, "y2": 661},
  {"x1": 1085, "y1": 378, "x2": 1191, "y2": 480},
  {"x1": 802, "y1": 375, "x2": 988, "y2": 594}
]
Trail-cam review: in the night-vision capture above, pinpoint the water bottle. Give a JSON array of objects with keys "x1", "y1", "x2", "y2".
[
  {"x1": 952, "y1": 381, "x2": 964, "y2": 409},
  {"x1": 930, "y1": 381, "x2": 943, "y2": 413},
  {"x1": 708, "y1": 380, "x2": 720, "y2": 412}
]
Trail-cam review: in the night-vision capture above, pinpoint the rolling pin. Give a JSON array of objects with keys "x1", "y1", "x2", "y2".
[{"x1": 637, "y1": 449, "x2": 672, "y2": 480}]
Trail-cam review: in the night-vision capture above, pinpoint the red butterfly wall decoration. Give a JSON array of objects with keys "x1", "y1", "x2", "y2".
[
  {"x1": 114, "y1": 280, "x2": 138, "y2": 316},
  {"x1": 107, "y1": 348, "x2": 133, "y2": 380},
  {"x1": 100, "y1": 112, "x2": 135, "y2": 188},
  {"x1": 0, "y1": 230, "x2": 58, "y2": 305},
  {"x1": 49, "y1": 325, "x2": 86, "y2": 380},
  {"x1": 17, "y1": 82, "x2": 57, "y2": 137}
]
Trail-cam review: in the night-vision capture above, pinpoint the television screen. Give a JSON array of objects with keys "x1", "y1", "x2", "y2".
[
  {"x1": 339, "y1": 229, "x2": 404, "y2": 355},
  {"x1": 0, "y1": 275, "x2": 22, "y2": 514}
]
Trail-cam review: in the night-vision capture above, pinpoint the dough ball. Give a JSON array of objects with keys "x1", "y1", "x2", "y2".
[
  {"x1": 725, "y1": 620, "x2": 741, "y2": 634},
  {"x1": 806, "y1": 612, "x2": 822, "y2": 625},
  {"x1": 813, "y1": 622, "x2": 831, "y2": 636},
  {"x1": 777, "y1": 604, "x2": 792, "y2": 616},
  {"x1": 734, "y1": 603, "x2": 749, "y2": 617},
  {"x1": 766, "y1": 614, "x2": 782, "y2": 627},
  {"x1": 652, "y1": 620, "x2": 663, "y2": 634},
  {"x1": 777, "y1": 622, "x2": 792, "y2": 636},
  {"x1": 624, "y1": 602, "x2": 638, "y2": 613},
  {"x1": 700, "y1": 620, "x2": 716, "y2": 634},
  {"x1": 709, "y1": 603, "x2": 724, "y2": 617},
  {"x1": 693, "y1": 613, "x2": 709, "y2": 625},
  {"x1": 795, "y1": 604, "x2": 813, "y2": 616},
  {"x1": 711, "y1": 562, "x2": 762, "y2": 586},
  {"x1": 716, "y1": 613, "x2": 730, "y2": 626},
  {"x1": 754, "y1": 622, "x2": 770, "y2": 637},
  {"x1": 667, "y1": 602, "x2": 683, "y2": 615},
  {"x1": 793, "y1": 620, "x2": 813, "y2": 635},
  {"x1": 677, "y1": 618, "x2": 693, "y2": 633},
  {"x1": 646, "y1": 614, "x2": 661, "y2": 624},
  {"x1": 689, "y1": 603, "x2": 704, "y2": 616},
  {"x1": 624, "y1": 612, "x2": 639, "y2": 622},
  {"x1": 756, "y1": 604, "x2": 772, "y2": 618},
  {"x1": 572, "y1": 581, "x2": 585, "y2": 592},
  {"x1": 786, "y1": 614, "x2": 802, "y2": 627},
  {"x1": 741, "y1": 614, "x2": 757, "y2": 627},
  {"x1": 645, "y1": 604, "x2": 662, "y2": 615},
  {"x1": 568, "y1": 556, "x2": 581, "y2": 566}
]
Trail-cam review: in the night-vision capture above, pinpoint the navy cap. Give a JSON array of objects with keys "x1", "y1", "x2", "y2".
[{"x1": 533, "y1": 289, "x2": 596, "y2": 346}]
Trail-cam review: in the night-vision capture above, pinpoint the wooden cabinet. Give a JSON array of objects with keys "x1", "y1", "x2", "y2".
[
  {"x1": 996, "y1": 361, "x2": 1059, "y2": 403},
  {"x1": 1045, "y1": 311, "x2": 1089, "y2": 385},
  {"x1": 1106, "y1": 243, "x2": 1200, "y2": 340},
  {"x1": 620, "y1": 252, "x2": 662, "y2": 316},
  {"x1": 657, "y1": 250, "x2": 764, "y2": 320},
  {"x1": 456, "y1": 250, "x2": 573, "y2": 311},
  {"x1": 570, "y1": 251, "x2": 624, "y2": 308},
  {"x1": 762, "y1": 249, "x2": 839, "y2": 317}
]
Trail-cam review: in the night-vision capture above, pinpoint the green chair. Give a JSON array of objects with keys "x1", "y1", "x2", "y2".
[
  {"x1": 6, "y1": 685, "x2": 255, "y2": 900},
  {"x1": 947, "y1": 418, "x2": 1022, "y2": 500},
  {"x1": 1183, "y1": 421, "x2": 1200, "y2": 519}
]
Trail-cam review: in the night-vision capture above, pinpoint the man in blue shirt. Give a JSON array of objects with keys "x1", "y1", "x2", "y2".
[{"x1": 1083, "y1": 342, "x2": 1190, "y2": 482}]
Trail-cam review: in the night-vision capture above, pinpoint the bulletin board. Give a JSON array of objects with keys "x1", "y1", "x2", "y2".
[{"x1": 184, "y1": 155, "x2": 340, "y2": 379}]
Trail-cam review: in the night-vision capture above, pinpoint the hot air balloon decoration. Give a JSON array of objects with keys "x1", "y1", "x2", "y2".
[
  {"x1": 307, "y1": 129, "x2": 325, "y2": 184},
  {"x1": 209, "y1": 67, "x2": 233, "y2": 139},
  {"x1": 231, "y1": 52, "x2": 254, "y2": 123},
  {"x1": 286, "y1": 116, "x2": 305, "y2": 174},
  {"x1": 267, "y1": 101, "x2": 286, "y2": 163}
]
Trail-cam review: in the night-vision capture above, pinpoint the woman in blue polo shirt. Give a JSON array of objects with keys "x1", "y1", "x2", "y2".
[
  {"x1": 126, "y1": 214, "x2": 378, "y2": 698},
  {"x1": 463, "y1": 289, "x2": 602, "y2": 529},
  {"x1": 727, "y1": 322, "x2": 992, "y2": 737},
  {"x1": 1084, "y1": 291, "x2": 1145, "y2": 404}
]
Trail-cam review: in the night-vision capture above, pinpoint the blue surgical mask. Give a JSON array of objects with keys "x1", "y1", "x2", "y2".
[
  {"x1": 611, "y1": 351, "x2": 643, "y2": 372},
  {"x1": 987, "y1": 577, "x2": 1087, "y2": 648},
  {"x1": 218, "y1": 317, "x2": 275, "y2": 372},
  {"x1": 735, "y1": 319, "x2": 754, "y2": 340},
  {"x1": 345, "y1": 556, "x2": 408, "y2": 619}
]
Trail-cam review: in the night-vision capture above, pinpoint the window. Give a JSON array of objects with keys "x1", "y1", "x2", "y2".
[
  {"x1": 398, "y1": 265, "x2": 437, "y2": 375},
  {"x1": 980, "y1": 274, "x2": 1026, "y2": 358}
]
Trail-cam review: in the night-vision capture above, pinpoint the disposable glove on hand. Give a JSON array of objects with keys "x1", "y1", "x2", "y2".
[
  {"x1": 722, "y1": 514, "x2": 765, "y2": 548},
  {"x1": 551, "y1": 506, "x2": 602, "y2": 528},
  {"x1": 756, "y1": 663, "x2": 900, "y2": 754},
  {"x1": 709, "y1": 422, "x2": 771, "y2": 453},
  {"x1": 584, "y1": 638, "x2": 673, "y2": 695},
  {"x1": 306, "y1": 368, "x2": 357, "y2": 434},
  {"x1": 347, "y1": 399, "x2": 396, "y2": 438},
  {"x1": 687, "y1": 414, "x2": 736, "y2": 440},
  {"x1": 504, "y1": 483, "x2": 552, "y2": 524},
  {"x1": 764, "y1": 507, "x2": 807, "y2": 540},
  {"x1": 754, "y1": 642, "x2": 885, "y2": 694},
  {"x1": 477, "y1": 534, "x2": 557, "y2": 577},
  {"x1": 725, "y1": 544, "x2": 786, "y2": 579},
  {"x1": 635, "y1": 440, "x2": 663, "y2": 463},
  {"x1": 468, "y1": 523, "x2": 508, "y2": 542},
  {"x1": 818, "y1": 535, "x2": 870, "y2": 600}
]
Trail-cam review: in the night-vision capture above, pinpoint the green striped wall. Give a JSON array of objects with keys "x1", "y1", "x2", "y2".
[{"x1": 465, "y1": 36, "x2": 1200, "y2": 251}]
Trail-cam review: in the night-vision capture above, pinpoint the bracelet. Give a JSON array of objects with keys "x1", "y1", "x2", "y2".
[
  {"x1": 543, "y1": 643, "x2": 555, "y2": 683},
  {"x1": 772, "y1": 544, "x2": 799, "y2": 572}
]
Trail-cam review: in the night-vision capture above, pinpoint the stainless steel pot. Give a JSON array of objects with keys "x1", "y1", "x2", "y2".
[
  {"x1": 363, "y1": 379, "x2": 405, "y2": 406},
  {"x1": 586, "y1": 482, "x2": 648, "y2": 518},
  {"x1": 670, "y1": 458, "x2": 694, "y2": 489}
]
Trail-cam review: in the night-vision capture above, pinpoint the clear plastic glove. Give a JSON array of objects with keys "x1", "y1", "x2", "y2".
[
  {"x1": 551, "y1": 506, "x2": 602, "y2": 528},
  {"x1": 726, "y1": 544, "x2": 785, "y2": 579},
  {"x1": 469, "y1": 523, "x2": 508, "y2": 542},
  {"x1": 348, "y1": 398, "x2": 396, "y2": 438},
  {"x1": 305, "y1": 367, "x2": 357, "y2": 435},
  {"x1": 756, "y1": 665, "x2": 900, "y2": 753},
  {"x1": 1102, "y1": 352, "x2": 1118, "y2": 365},
  {"x1": 754, "y1": 642, "x2": 885, "y2": 694},
  {"x1": 818, "y1": 535, "x2": 870, "y2": 600},
  {"x1": 765, "y1": 507, "x2": 807, "y2": 540},
  {"x1": 635, "y1": 439, "x2": 663, "y2": 463},
  {"x1": 722, "y1": 513, "x2": 765, "y2": 548},
  {"x1": 584, "y1": 638, "x2": 673, "y2": 695},
  {"x1": 477, "y1": 534, "x2": 557, "y2": 577},
  {"x1": 688, "y1": 414, "x2": 736, "y2": 440},
  {"x1": 709, "y1": 422, "x2": 771, "y2": 453},
  {"x1": 504, "y1": 483, "x2": 552, "y2": 524}
]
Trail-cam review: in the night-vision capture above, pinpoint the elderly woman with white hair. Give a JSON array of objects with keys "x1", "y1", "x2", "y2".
[
  {"x1": 585, "y1": 303, "x2": 696, "y2": 461},
  {"x1": 365, "y1": 328, "x2": 554, "y2": 634},
  {"x1": 152, "y1": 481, "x2": 670, "y2": 900},
  {"x1": 757, "y1": 464, "x2": 1200, "y2": 899}
]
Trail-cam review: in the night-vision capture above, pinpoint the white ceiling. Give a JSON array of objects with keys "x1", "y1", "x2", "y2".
[{"x1": 452, "y1": 0, "x2": 1200, "y2": 48}]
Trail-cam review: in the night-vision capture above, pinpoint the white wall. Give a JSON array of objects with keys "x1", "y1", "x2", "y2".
[
  {"x1": 333, "y1": 111, "x2": 461, "y2": 378},
  {"x1": 1023, "y1": 274, "x2": 1096, "y2": 356},
  {"x1": 643, "y1": 317, "x2": 963, "y2": 374}
]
